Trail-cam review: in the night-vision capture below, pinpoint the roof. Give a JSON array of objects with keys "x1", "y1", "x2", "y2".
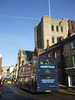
[{"x1": 40, "y1": 34, "x2": 75, "y2": 56}]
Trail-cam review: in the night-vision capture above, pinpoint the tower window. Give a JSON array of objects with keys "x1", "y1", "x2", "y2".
[
  {"x1": 56, "y1": 26, "x2": 59, "y2": 32},
  {"x1": 51, "y1": 25, "x2": 54, "y2": 31},
  {"x1": 52, "y1": 37, "x2": 54, "y2": 43},
  {"x1": 61, "y1": 26, "x2": 63, "y2": 32},
  {"x1": 57, "y1": 37, "x2": 59, "y2": 43}
]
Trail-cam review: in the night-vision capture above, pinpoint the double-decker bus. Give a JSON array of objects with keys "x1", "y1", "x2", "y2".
[{"x1": 18, "y1": 57, "x2": 59, "y2": 93}]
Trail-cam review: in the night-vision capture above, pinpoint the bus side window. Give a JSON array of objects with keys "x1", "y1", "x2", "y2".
[
  {"x1": 24, "y1": 76, "x2": 28, "y2": 83},
  {"x1": 31, "y1": 75, "x2": 36, "y2": 83},
  {"x1": 31, "y1": 75, "x2": 34, "y2": 83}
]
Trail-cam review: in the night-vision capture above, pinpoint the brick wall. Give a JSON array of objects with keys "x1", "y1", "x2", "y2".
[{"x1": 39, "y1": 44, "x2": 66, "y2": 85}]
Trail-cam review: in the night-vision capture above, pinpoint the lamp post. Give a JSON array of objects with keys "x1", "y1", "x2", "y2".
[{"x1": 48, "y1": 0, "x2": 51, "y2": 18}]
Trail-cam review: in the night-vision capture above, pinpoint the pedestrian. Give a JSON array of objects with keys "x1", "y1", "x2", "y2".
[
  {"x1": 0, "y1": 79, "x2": 2, "y2": 96},
  {"x1": 2, "y1": 80, "x2": 4, "y2": 89},
  {"x1": 13, "y1": 78, "x2": 15, "y2": 84}
]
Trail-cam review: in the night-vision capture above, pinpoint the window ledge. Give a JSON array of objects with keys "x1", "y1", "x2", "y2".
[
  {"x1": 71, "y1": 47, "x2": 75, "y2": 50},
  {"x1": 69, "y1": 86, "x2": 75, "y2": 88}
]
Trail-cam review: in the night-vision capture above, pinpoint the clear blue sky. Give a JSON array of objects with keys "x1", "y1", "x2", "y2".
[{"x1": 0, "y1": 0, "x2": 75, "y2": 67}]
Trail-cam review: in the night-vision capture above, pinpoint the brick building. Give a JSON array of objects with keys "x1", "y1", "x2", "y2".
[
  {"x1": 39, "y1": 34, "x2": 75, "y2": 86},
  {"x1": 34, "y1": 15, "x2": 75, "y2": 86},
  {"x1": 64, "y1": 35, "x2": 75, "y2": 88},
  {"x1": 39, "y1": 37, "x2": 65, "y2": 84}
]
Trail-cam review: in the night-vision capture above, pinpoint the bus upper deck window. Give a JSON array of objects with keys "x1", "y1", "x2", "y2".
[{"x1": 40, "y1": 59, "x2": 55, "y2": 66}]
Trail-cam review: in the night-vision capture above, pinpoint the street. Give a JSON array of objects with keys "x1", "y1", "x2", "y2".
[{"x1": 0, "y1": 84, "x2": 75, "y2": 100}]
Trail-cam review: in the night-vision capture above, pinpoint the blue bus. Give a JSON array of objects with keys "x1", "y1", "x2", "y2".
[{"x1": 18, "y1": 57, "x2": 59, "y2": 93}]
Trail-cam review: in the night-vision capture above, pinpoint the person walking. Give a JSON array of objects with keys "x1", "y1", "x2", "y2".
[
  {"x1": 2, "y1": 80, "x2": 4, "y2": 89},
  {"x1": 0, "y1": 79, "x2": 2, "y2": 96}
]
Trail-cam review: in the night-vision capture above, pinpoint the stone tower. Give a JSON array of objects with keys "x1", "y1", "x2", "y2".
[{"x1": 35, "y1": 15, "x2": 69, "y2": 49}]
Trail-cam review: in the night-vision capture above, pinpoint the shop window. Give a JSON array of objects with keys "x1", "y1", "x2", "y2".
[
  {"x1": 72, "y1": 40, "x2": 75, "y2": 48},
  {"x1": 73, "y1": 56, "x2": 75, "y2": 67},
  {"x1": 72, "y1": 75, "x2": 75, "y2": 86},
  {"x1": 68, "y1": 75, "x2": 75, "y2": 87}
]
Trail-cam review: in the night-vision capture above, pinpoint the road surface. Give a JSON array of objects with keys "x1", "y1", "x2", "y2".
[{"x1": 0, "y1": 84, "x2": 75, "y2": 100}]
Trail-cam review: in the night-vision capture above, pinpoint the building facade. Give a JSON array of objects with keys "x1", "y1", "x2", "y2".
[
  {"x1": 7, "y1": 65, "x2": 14, "y2": 79},
  {"x1": 2, "y1": 66, "x2": 9, "y2": 78},
  {"x1": 35, "y1": 15, "x2": 69, "y2": 49},
  {"x1": 39, "y1": 34, "x2": 75, "y2": 86},
  {"x1": 39, "y1": 38, "x2": 65, "y2": 85},
  {"x1": 17, "y1": 49, "x2": 34, "y2": 67},
  {"x1": 17, "y1": 49, "x2": 34, "y2": 78},
  {"x1": 64, "y1": 35, "x2": 75, "y2": 88},
  {"x1": 13, "y1": 64, "x2": 18, "y2": 79}
]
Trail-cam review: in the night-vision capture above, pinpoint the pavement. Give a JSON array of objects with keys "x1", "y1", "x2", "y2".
[
  {"x1": 0, "y1": 86, "x2": 17, "y2": 100},
  {"x1": 59, "y1": 89, "x2": 75, "y2": 96},
  {"x1": 59, "y1": 84, "x2": 75, "y2": 96},
  {"x1": 0, "y1": 86, "x2": 33, "y2": 100}
]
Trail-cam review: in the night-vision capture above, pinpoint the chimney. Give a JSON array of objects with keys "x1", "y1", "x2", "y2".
[
  {"x1": 47, "y1": 39, "x2": 49, "y2": 49},
  {"x1": 72, "y1": 21, "x2": 75, "y2": 33},
  {"x1": 68, "y1": 20, "x2": 75, "y2": 37},
  {"x1": 68, "y1": 20, "x2": 72, "y2": 34},
  {"x1": 0, "y1": 54, "x2": 2, "y2": 79}
]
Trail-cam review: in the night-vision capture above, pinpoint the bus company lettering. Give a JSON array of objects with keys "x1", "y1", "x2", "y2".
[
  {"x1": 41, "y1": 79, "x2": 55, "y2": 83},
  {"x1": 40, "y1": 66, "x2": 55, "y2": 68}
]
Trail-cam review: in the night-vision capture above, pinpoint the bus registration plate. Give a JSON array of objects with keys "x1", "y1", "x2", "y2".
[{"x1": 46, "y1": 90, "x2": 51, "y2": 92}]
